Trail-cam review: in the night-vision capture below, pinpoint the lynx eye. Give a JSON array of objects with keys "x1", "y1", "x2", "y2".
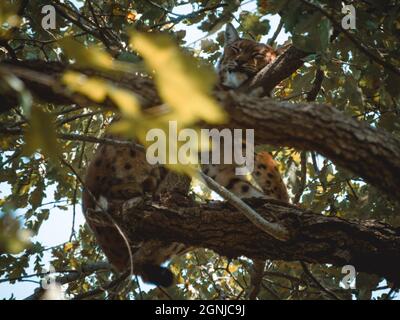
[
  {"x1": 252, "y1": 52, "x2": 265, "y2": 59},
  {"x1": 230, "y1": 46, "x2": 240, "y2": 53}
]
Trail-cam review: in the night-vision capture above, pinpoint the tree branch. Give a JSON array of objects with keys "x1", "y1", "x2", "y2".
[
  {"x1": 199, "y1": 171, "x2": 290, "y2": 241},
  {"x1": 117, "y1": 197, "x2": 400, "y2": 285},
  {"x1": 217, "y1": 91, "x2": 400, "y2": 200},
  {"x1": 242, "y1": 45, "x2": 309, "y2": 95},
  {"x1": 24, "y1": 261, "x2": 113, "y2": 300}
]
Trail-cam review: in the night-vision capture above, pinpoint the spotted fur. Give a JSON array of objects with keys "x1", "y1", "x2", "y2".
[{"x1": 82, "y1": 133, "x2": 191, "y2": 286}]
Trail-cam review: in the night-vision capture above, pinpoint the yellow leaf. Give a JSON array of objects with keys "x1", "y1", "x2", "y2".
[
  {"x1": 64, "y1": 242, "x2": 73, "y2": 252},
  {"x1": 326, "y1": 173, "x2": 335, "y2": 183},
  {"x1": 228, "y1": 264, "x2": 239, "y2": 273},
  {"x1": 59, "y1": 37, "x2": 114, "y2": 70},
  {"x1": 62, "y1": 72, "x2": 108, "y2": 102},
  {"x1": 69, "y1": 257, "x2": 79, "y2": 269},
  {"x1": 292, "y1": 151, "x2": 301, "y2": 164},
  {"x1": 0, "y1": 2, "x2": 21, "y2": 29},
  {"x1": 23, "y1": 106, "x2": 62, "y2": 164},
  {"x1": 108, "y1": 87, "x2": 140, "y2": 118},
  {"x1": 126, "y1": 10, "x2": 137, "y2": 23},
  {"x1": 131, "y1": 32, "x2": 226, "y2": 125}
]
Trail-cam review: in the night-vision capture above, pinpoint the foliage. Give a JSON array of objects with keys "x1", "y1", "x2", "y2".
[{"x1": 0, "y1": 0, "x2": 400, "y2": 300}]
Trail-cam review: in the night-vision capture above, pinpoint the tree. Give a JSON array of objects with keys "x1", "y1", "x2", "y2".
[{"x1": 1, "y1": 0, "x2": 400, "y2": 300}]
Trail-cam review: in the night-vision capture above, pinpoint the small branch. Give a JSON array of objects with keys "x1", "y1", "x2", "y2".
[
  {"x1": 300, "y1": 261, "x2": 341, "y2": 300},
  {"x1": 293, "y1": 151, "x2": 307, "y2": 204},
  {"x1": 243, "y1": 45, "x2": 309, "y2": 95},
  {"x1": 0, "y1": 124, "x2": 144, "y2": 149},
  {"x1": 199, "y1": 171, "x2": 290, "y2": 241},
  {"x1": 268, "y1": 19, "x2": 284, "y2": 46},
  {"x1": 149, "y1": 3, "x2": 228, "y2": 30},
  {"x1": 56, "y1": 111, "x2": 102, "y2": 126},
  {"x1": 72, "y1": 271, "x2": 129, "y2": 300},
  {"x1": 248, "y1": 260, "x2": 265, "y2": 299},
  {"x1": 306, "y1": 68, "x2": 324, "y2": 102}
]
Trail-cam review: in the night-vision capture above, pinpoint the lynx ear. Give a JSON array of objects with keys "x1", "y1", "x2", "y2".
[{"x1": 225, "y1": 23, "x2": 240, "y2": 46}]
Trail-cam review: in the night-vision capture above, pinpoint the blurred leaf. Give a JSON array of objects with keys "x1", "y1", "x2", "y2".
[
  {"x1": 108, "y1": 87, "x2": 140, "y2": 118},
  {"x1": 23, "y1": 106, "x2": 62, "y2": 164},
  {"x1": 0, "y1": 214, "x2": 31, "y2": 254},
  {"x1": 131, "y1": 32, "x2": 226, "y2": 125},
  {"x1": 63, "y1": 72, "x2": 108, "y2": 102},
  {"x1": 59, "y1": 37, "x2": 115, "y2": 70}
]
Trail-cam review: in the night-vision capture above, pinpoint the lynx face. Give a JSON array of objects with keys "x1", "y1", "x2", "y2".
[{"x1": 218, "y1": 23, "x2": 277, "y2": 88}]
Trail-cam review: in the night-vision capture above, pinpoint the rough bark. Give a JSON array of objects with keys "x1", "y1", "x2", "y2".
[
  {"x1": 216, "y1": 91, "x2": 400, "y2": 200},
  {"x1": 2, "y1": 52, "x2": 400, "y2": 291},
  {"x1": 118, "y1": 197, "x2": 400, "y2": 285},
  {"x1": 1, "y1": 59, "x2": 400, "y2": 199},
  {"x1": 242, "y1": 45, "x2": 309, "y2": 95}
]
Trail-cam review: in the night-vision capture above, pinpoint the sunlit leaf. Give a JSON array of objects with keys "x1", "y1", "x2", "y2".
[
  {"x1": 131, "y1": 32, "x2": 226, "y2": 125},
  {"x1": 62, "y1": 72, "x2": 108, "y2": 102},
  {"x1": 59, "y1": 37, "x2": 115, "y2": 70},
  {"x1": 108, "y1": 87, "x2": 140, "y2": 118}
]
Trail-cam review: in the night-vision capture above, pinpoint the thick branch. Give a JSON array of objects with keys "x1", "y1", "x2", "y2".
[
  {"x1": 119, "y1": 197, "x2": 400, "y2": 284},
  {"x1": 242, "y1": 45, "x2": 308, "y2": 95},
  {"x1": 216, "y1": 92, "x2": 400, "y2": 199},
  {"x1": 1, "y1": 60, "x2": 400, "y2": 199}
]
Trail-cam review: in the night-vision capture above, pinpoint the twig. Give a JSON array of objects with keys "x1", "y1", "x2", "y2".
[
  {"x1": 306, "y1": 68, "x2": 324, "y2": 102},
  {"x1": 293, "y1": 151, "x2": 307, "y2": 204},
  {"x1": 72, "y1": 271, "x2": 129, "y2": 300},
  {"x1": 58, "y1": 133, "x2": 143, "y2": 149},
  {"x1": 149, "y1": 3, "x2": 228, "y2": 29},
  {"x1": 268, "y1": 19, "x2": 284, "y2": 46},
  {"x1": 248, "y1": 260, "x2": 265, "y2": 299},
  {"x1": 300, "y1": 261, "x2": 341, "y2": 300},
  {"x1": 24, "y1": 261, "x2": 113, "y2": 300},
  {"x1": 346, "y1": 180, "x2": 359, "y2": 201},
  {"x1": 56, "y1": 111, "x2": 101, "y2": 126},
  {"x1": 134, "y1": 275, "x2": 144, "y2": 300},
  {"x1": 261, "y1": 283, "x2": 282, "y2": 299},
  {"x1": 199, "y1": 170, "x2": 290, "y2": 241},
  {"x1": 69, "y1": 115, "x2": 94, "y2": 241}
]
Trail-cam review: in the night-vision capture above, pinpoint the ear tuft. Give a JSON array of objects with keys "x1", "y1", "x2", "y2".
[{"x1": 225, "y1": 23, "x2": 240, "y2": 46}]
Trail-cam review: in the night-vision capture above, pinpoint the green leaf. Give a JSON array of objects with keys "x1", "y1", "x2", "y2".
[{"x1": 29, "y1": 181, "x2": 44, "y2": 210}]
